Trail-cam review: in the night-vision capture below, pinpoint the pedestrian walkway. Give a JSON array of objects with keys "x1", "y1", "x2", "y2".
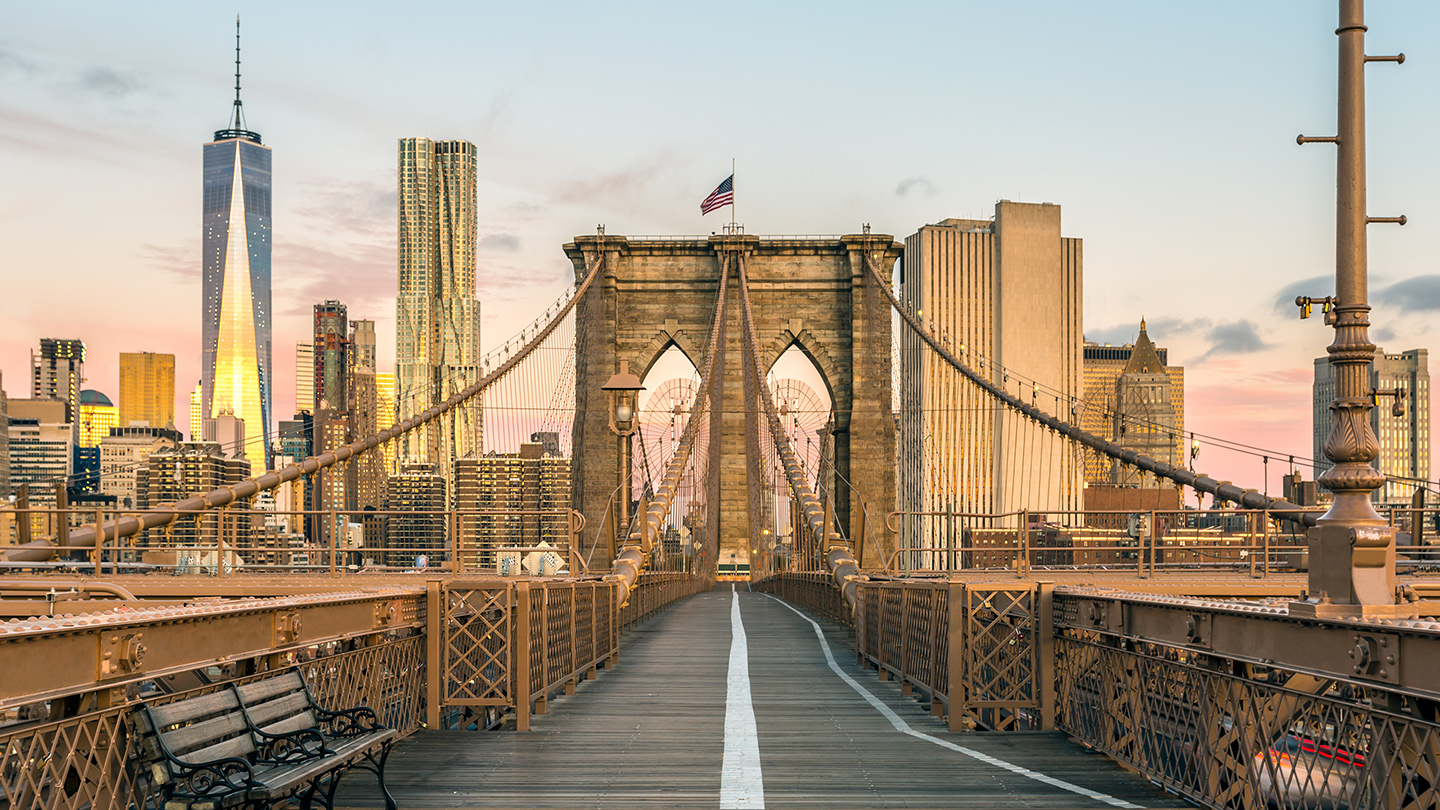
[{"x1": 338, "y1": 586, "x2": 1187, "y2": 808}]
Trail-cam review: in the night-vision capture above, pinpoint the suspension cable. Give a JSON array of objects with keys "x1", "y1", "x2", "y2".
[
  {"x1": 64, "y1": 251, "x2": 609, "y2": 549},
  {"x1": 858, "y1": 251, "x2": 1319, "y2": 527},
  {"x1": 735, "y1": 251, "x2": 861, "y2": 608}
]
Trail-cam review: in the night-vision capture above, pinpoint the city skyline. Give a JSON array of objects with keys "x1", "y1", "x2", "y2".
[{"x1": 3, "y1": 3, "x2": 1440, "y2": 495}]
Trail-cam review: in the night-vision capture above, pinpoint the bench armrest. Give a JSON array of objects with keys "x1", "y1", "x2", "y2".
[
  {"x1": 315, "y1": 705, "x2": 385, "y2": 738},
  {"x1": 165, "y1": 755, "x2": 259, "y2": 799},
  {"x1": 250, "y1": 726, "x2": 331, "y2": 764}
]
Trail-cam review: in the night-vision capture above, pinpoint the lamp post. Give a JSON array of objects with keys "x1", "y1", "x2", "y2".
[
  {"x1": 602, "y1": 360, "x2": 645, "y2": 560},
  {"x1": 1294, "y1": 0, "x2": 1410, "y2": 617}
]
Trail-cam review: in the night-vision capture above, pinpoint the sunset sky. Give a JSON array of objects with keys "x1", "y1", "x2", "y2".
[{"x1": 3, "y1": 1, "x2": 1440, "y2": 496}]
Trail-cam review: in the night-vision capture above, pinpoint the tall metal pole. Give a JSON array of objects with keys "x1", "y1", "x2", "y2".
[{"x1": 1296, "y1": 0, "x2": 1409, "y2": 617}]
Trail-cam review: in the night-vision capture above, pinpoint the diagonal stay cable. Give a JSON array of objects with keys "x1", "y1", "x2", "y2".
[
  {"x1": 68, "y1": 250, "x2": 610, "y2": 549},
  {"x1": 620, "y1": 254, "x2": 732, "y2": 579},
  {"x1": 734, "y1": 250, "x2": 862, "y2": 610},
  {"x1": 858, "y1": 251, "x2": 1318, "y2": 527}
]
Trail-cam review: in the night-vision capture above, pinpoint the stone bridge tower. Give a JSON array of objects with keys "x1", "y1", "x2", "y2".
[{"x1": 567, "y1": 232, "x2": 900, "y2": 571}]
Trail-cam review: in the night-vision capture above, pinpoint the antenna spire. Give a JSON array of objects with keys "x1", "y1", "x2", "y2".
[
  {"x1": 213, "y1": 16, "x2": 261, "y2": 143},
  {"x1": 230, "y1": 16, "x2": 246, "y2": 132}
]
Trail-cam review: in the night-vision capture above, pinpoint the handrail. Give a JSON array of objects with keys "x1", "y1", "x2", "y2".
[{"x1": 0, "y1": 580, "x2": 137, "y2": 600}]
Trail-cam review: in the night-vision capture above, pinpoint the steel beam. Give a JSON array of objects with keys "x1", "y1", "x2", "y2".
[
  {"x1": 0, "y1": 587, "x2": 424, "y2": 710},
  {"x1": 1055, "y1": 589, "x2": 1440, "y2": 700}
]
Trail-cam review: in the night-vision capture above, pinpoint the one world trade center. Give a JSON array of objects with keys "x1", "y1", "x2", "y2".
[{"x1": 201, "y1": 19, "x2": 271, "y2": 474}]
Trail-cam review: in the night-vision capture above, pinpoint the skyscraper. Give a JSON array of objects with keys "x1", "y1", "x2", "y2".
[
  {"x1": 1108, "y1": 323, "x2": 1180, "y2": 486},
  {"x1": 375, "y1": 371, "x2": 396, "y2": 474},
  {"x1": 189, "y1": 383, "x2": 203, "y2": 442},
  {"x1": 312, "y1": 301, "x2": 349, "y2": 528},
  {"x1": 347, "y1": 319, "x2": 386, "y2": 511},
  {"x1": 1314, "y1": 348, "x2": 1430, "y2": 505},
  {"x1": 119, "y1": 352, "x2": 176, "y2": 429},
  {"x1": 1081, "y1": 328, "x2": 1185, "y2": 485},
  {"x1": 397, "y1": 138, "x2": 481, "y2": 483},
  {"x1": 898, "y1": 202, "x2": 1083, "y2": 535},
  {"x1": 202, "y1": 22, "x2": 271, "y2": 475},
  {"x1": 295, "y1": 341, "x2": 314, "y2": 417},
  {"x1": 313, "y1": 301, "x2": 348, "y2": 415},
  {"x1": 78, "y1": 390, "x2": 118, "y2": 448},
  {"x1": 31, "y1": 339, "x2": 85, "y2": 428}
]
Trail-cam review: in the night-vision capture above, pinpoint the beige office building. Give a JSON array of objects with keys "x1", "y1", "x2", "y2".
[
  {"x1": 1314, "y1": 347, "x2": 1430, "y2": 505},
  {"x1": 100, "y1": 426, "x2": 182, "y2": 510},
  {"x1": 899, "y1": 201, "x2": 1083, "y2": 536},
  {"x1": 1081, "y1": 327, "x2": 1185, "y2": 485},
  {"x1": 118, "y1": 352, "x2": 176, "y2": 428}
]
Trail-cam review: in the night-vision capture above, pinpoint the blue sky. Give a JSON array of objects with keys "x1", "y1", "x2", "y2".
[{"x1": 2, "y1": 1, "x2": 1438, "y2": 492}]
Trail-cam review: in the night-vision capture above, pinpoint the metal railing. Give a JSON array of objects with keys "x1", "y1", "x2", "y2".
[
  {"x1": 881, "y1": 506, "x2": 1440, "y2": 579},
  {"x1": 0, "y1": 506, "x2": 731, "y2": 580},
  {"x1": 752, "y1": 572, "x2": 1048, "y2": 732},
  {"x1": 0, "y1": 567, "x2": 707, "y2": 808}
]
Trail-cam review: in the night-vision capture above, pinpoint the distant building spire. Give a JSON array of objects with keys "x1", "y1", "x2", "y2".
[
  {"x1": 231, "y1": 16, "x2": 245, "y2": 132},
  {"x1": 214, "y1": 16, "x2": 261, "y2": 144}
]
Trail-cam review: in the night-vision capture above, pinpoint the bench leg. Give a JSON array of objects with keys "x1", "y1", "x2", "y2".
[
  {"x1": 350, "y1": 742, "x2": 397, "y2": 810},
  {"x1": 372, "y1": 742, "x2": 398, "y2": 810}
]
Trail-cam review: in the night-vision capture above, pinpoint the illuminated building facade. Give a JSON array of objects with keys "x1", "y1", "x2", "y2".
[
  {"x1": 201, "y1": 30, "x2": 271, "y2": 475},
  {"x1": 118, "y1": 352, "x2": 176, "y2": 429},
  {"x1": 898, "y1": 202, "x2": 1083, "y2": 536},
  {"x1": 396, "y1": 138, "x2": 481, "y2": 482}
]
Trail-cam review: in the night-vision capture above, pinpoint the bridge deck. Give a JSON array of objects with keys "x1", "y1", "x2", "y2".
[{"x1": 339, "y1": 588, "x2": 1187, "y2": 808}]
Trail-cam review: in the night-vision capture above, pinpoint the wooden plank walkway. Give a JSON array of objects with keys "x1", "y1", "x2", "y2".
[{"x1": 337, "y1": 587, "x2": 1189, "y2": 808}]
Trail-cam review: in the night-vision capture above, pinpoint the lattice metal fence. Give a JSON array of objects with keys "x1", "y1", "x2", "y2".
[
  {"x1": 0, "y1": 633, "x2": 424, "y2": 810},
  {"x1": 1056, "y1": 631, "x2": 1440, "y2": 809}
]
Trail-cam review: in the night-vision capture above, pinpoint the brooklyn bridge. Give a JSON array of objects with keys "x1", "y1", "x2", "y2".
[{"x1": 4, "y1": 3, "x2": 1440, "y2": 809}]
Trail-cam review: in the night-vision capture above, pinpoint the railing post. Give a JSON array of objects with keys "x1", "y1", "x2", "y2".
[
  {"x1": 449, "y1": 511, "x2": 461, "y2": 573},
  {"x1": 94, "y1": 507, "x2": 105, "y2": 576},
  {"x1": 1248, "y1": 511, "x2": 1258, "y2": 578},
  {"x1": 1148, "y1": 508, "x2": 1158, "y2": 578},
  {"x1": 94, "y1": 508, "x2": 105, "y2": 574},
  {"x1": 1263, "y1": 509, "x2": 1272, "y2": 578},
  {"x1": 569, "y1": 510, "x2": 581, "y2": 574},
  {"x1": 1037, "y1": 582, "x2": 1056, "y2": 730},
  {"x1": 855, "y1": 505, "x2": 866, "y2": 570},
  {"x1": 610, "y1": 580, "x2": 620, "y2": 667},
  {"x1": 54, "y1": 482, "x2": 68, "y2": 554},
  {"x1": 329, "y1": 509, "x2": 339, "y2": 577},
  {"x1": 535, "y1": 583, "x2": 549, "y2": 716},
  {"x1": 426, "y1": 579, "x2": 442, "y2": 730},
  {"x1": 1018, "y1": 509, "x2": 1029, "y2": 578},
  {"x1": 946, "y1": 581, "x2": 966, "y2": 732},
  {"x1": 515, "y1": 581, "x2": 532, "y2": 731}
]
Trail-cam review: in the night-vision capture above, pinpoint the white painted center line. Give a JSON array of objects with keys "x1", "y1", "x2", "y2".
[
  {"x1": 721, "y1": 587, "x2": 765, "y2": 809},
  {"x1": 760, "y1": 594, "x2": 1144, "y2": 810}
]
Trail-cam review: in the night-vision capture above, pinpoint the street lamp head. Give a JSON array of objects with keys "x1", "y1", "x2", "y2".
[{"x1": 602, "y1": 359, "x2": 645, "y2": 436}]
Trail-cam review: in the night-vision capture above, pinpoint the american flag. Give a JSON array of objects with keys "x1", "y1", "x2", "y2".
[{"x1": 700, "y1": 174, "x2": 734, "y2": 214}]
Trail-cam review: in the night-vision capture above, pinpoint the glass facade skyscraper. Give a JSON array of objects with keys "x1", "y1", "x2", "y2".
[
  {"x1": 396, "y1": 138, "x2": 481, "y2": 484},
  {"x1": 201, "y1": 28, "x2": 271, "y2": 475}
]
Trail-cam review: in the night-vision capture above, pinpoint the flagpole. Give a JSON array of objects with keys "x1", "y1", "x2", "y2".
[{"x1": 731, "y1": 157, "x2": 736, "y2": 229}]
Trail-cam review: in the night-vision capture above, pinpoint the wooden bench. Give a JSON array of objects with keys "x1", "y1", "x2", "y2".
[{"x1": 133, "y1": 668, "x2": 396, "y2": 810}]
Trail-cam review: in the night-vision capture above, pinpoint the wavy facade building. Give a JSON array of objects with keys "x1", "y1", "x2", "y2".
[{"x1": 396, "y1": 138, "x2": 481, "y2": 484}]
